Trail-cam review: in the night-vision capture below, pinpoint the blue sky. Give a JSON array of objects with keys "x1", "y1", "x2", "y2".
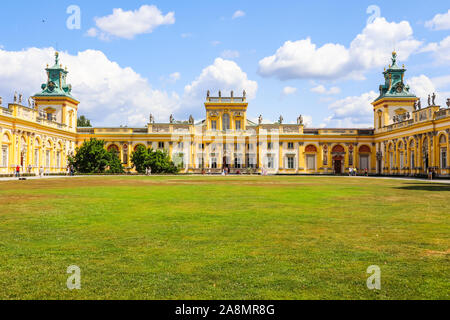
[{"x1": 0, "y1": 1, "x2": 449, "y2": 127}]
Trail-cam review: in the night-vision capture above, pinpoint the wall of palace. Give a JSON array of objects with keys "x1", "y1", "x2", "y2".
[{"x1": 1, "y1": 51, "x2": 449, "y2": 177}]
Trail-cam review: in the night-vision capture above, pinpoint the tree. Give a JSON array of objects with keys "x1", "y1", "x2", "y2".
[
  {"x1": 107, "y1": 151, "x2": 124, "y2": 174},
  {"x1": 131, "y1": 146, "x2": 178, "y2": 174},
  {"x1": 130, "y1": 145, "x2": 149, "y2": 174},
  {"x1": 77, "y1": 115, "x2": 92, "y2": 127},
  {"x1": 68, "y1": 138, "x2": 113, "y2": 173}
]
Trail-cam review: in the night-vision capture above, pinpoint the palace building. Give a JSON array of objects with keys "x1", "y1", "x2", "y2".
[{"x1": 1, "y1": 52, "x2": 450, "y2": 177}]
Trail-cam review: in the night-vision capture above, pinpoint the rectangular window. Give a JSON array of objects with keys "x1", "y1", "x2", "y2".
[
  {"x1": 247, "y1": 155, "x2": 256, "y2": 168},
  {"x1": 211, "y1": 158, "x2": 217, "y2": 169},
  {"x1": 46, "y1": 150, "x2": 50, "y2": 168},
  {"x1": 197, "y1": 157, "x2": 204, "y2": 169},
  {"x1": 247, "y1": 144, "x2": 254, "y2": 151},
  {"x1": 360, "y1": 155, "x2": 369, "y2": 171},
  {"x1": 389, "y1": 152, "x2": 393, "y2": 169},
  {"x1": 287, "y1": 156, "x2": 295, "y2": 169},
  {"x1": 400, "y1": 152, "x2": 404, "y2": 169},
  {"x1": 34, "y1": 149, "x2": 39, "y2": 167},
  {"x1": 57, "y1": 151, "x2": 61, "y2": 168},
  {"x1": 410, "y1": 152, "x2": 414, "y2": 169},
  {"x1": 267, "y1": 155, "x2": 274, "y2": 169},
  {"x1": 158, "y1": 142, "x2": 165, "y2": 149},
  {"x1": 211, "y1": 120, "x2": 217, "y2": 130},
  {"x1": 441, "y1": 148, "x2": 447, "y2": 169},
  {"x1": 288, "y1": 142, "x2": 294, "y2": 149},
  {"x1": 177, "y1": 142, "x2": 184, "y2": 149},
  {"x1": 235, "y1": 120, "x2": 241, "y2": 130},
  {"x1": 234, "y1": 157, "x2": 241, "y2": 169},
  {"x1": 267, "y1": 142, "x2": 273, "y2": 150},
  {"x1": 306, "y1": 155, "x2": 316, "y2": 170},
  {"x1": 1, "y1": 146, "x2": 7, "y2": 167}
]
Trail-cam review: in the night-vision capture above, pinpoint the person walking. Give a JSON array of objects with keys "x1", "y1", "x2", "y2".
[
  {"x1": 15, "y1": 165, "x2": 21, "y2": 178},
  {"x1": 70, "y1": 164, "x2": 75, "y2": 176},
  {"x1": 39, "y1": 167, "x2": 44, "y2": 178}
]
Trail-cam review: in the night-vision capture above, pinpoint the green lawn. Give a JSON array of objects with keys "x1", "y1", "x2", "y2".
[{"x1": 0, "y1": 176, "x2": 448, "y2": 300}]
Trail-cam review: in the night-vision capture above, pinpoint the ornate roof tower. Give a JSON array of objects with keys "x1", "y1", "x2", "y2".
[
  {"x1": 375, "y1": 51, "x2": 416, "y2": 102},
  {"x1": 34, "y1": 52, "x2": 77, "y2": 101}
]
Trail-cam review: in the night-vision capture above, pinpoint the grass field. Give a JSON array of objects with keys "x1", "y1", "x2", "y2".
[{"x1": 0, "y1": 176, "x2": 448, "y2": 300}]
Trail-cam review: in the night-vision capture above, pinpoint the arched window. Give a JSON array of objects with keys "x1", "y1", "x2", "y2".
[
  {"x1": 305, "y1": 145, "x2": 317, "y2": 153},
  {"x1": 398, "y1": 142, "x2": 404, "y2": 169},
  {"x1": 439, "y1": 134, "x2": 447, "y2": 169},
  {"x1": 332, "y1": 145, "x2": 345, "y2": 153},
  {"x1": 359, "y1": 145, "x2": 371, "y2": 153},
  {"x1": 108, "y1": 144, "x2": 120, "y2": 159},
  {"x1": 222, "y1": 113, "x2": 230, "y2": 131},
  {"x1": 409, "y1": 140, "x2": 415, "y2": 169},
  {"x1": 305, "y1": 145, "x2": 317, "y2": 170},
  {"x1": 1, "y1": 133, "x2": 10, "y2": 168}
]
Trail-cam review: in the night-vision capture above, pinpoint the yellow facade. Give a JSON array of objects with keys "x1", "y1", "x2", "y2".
[{"x1": 1, "y1": 53, "x2": 449, "y2": 177}]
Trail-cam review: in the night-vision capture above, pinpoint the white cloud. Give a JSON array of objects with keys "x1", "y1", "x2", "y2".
[
  {"x1": 420, "y1": 36, "x2": 450, "y2": 64},
  {"x1": 169, "y1": 72, "x2": 181, "y2": 82},
  {"x1": 409, "y1": 75, "x2": 450, "y2": 107},
  {"x1": 425, "y1": 10, "x2": 450, "y2": 30},
  {"x1": 211, "y1": 40, "x2": 221, "y2": 46},
  {"x1": 282, "y1": 86, "x2": 297, "y2": 95},
  {"x1": 324, "y1": 91, "x2": 378, "y2": 128},
  {"x1": 221, "y1": 50, "x2": 240, "y2": 59},
  {"x1": 0, "y1": 47, "x2": 180, "y2": 127},
  {"x1": 86, "y1": 28, "x2": 98, "y2": 37},
  {"x1": 258, "y1": 18, "x2": 422, "y2": 80},
  {"x1": 88, "y1": 5, "x2": 175, "y2": 40},
  {"x1": 183, "y1": 58, "x2": 258, "y2": 115},
  {"x1": 310, "y1": 85, "x2": 341, "y2": 95},
  {"x1": 232, "y1": 10, "x2": 246, "y2": 19}
]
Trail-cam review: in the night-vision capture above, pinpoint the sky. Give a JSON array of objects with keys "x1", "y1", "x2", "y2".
[{"x1": 0, "y1": 0, "x2": 449, "y2": 128}]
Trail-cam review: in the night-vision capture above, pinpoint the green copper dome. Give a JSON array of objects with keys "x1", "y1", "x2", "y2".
[
  {"x1": 34, "y1": 52, "x2": 78, "y2": 101},
  {"x1": 374, "y1": 52, "x2": 416, "y2": 102}
]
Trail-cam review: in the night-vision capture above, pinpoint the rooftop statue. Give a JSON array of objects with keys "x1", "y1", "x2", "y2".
[
  {"x1": 258, "y1": 115, "x2": 263, "y2": 125},
  {"x1": 206, "y1": 90, "x2": 210, "y2": 98},
  {"x1": 189, "y1": 115, "x2": 194, "y2": 124},
  {"x1": 0, "y1": 96, "x2": 2, "y2": 105},
  {"x1": 297, "y1": 115, "x2": 304, "y2": 125},
  {"x1": 18, "y1": 94, "x2": 23, "y2": 104},
  {"x1": 279, "y1": 115, "x2": 284, "y2": 124},
  {"x1": 432, "y1": 92, "x2": 436, "y2": 106},
  {"x1": 149, "y1": 114, "x2": 154, "y2": 124},
  {"x1": 14, "y1": 92, "x2": 17, "y2": 103},
  {"x1": 447, "y1": 98, "x2": 450, "y2": 108},
  {"x1": 428, "y1": 94, "x2": 431, "y2": 106},
  {"x1": 170, "y1": 114, "x2": 174, "y2": 124}
]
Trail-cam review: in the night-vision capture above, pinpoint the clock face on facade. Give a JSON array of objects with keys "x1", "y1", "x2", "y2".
[{"x1": 48, "y1": 81, "x2": 56, "y2": 91}]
